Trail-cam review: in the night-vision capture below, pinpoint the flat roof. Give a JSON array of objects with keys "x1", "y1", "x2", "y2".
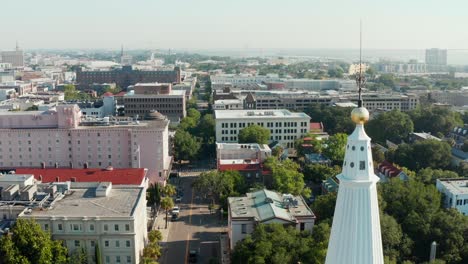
[
  {"x1": 215, "y1": 109, "x2": 310, "y2": 119},
  {"x1": 228, "y1": 189, "x2": 314, "y2": 222},
  {"x1": 0, "y1": 174, "x2": 34, "y2": 182},
  {"x1": 15, "y1": 168, "x2": 146, "y2": 185},
  {"x1": 26, "y1": 186, "x2": 144, "y2": 217},
  {"x1": 438, "y1": 179, "x2": 468, "y2": 195}
]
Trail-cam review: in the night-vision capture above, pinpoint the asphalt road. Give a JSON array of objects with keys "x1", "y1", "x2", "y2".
[{"x1": 160, "y1": 175, "x2": 225, "y2": 264}]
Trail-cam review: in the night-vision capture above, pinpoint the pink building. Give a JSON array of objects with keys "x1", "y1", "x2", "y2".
[{"x1": 0, "y1": 105, "x2": 171, "y2": 184}]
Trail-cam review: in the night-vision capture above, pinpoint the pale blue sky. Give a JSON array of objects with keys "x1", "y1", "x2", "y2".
[{"x1": 1, "y1": 0, "x2": 466, "y2": 50}]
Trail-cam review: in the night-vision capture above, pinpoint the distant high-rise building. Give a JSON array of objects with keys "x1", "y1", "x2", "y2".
[
  {"x1": 1, "y1": 43, "x2": 24, "y2": 67},
  {"x1": 425, "y1": 48, "x2": 447, "y2": 65}
]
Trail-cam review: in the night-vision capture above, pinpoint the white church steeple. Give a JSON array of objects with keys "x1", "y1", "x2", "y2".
[{"x1": 325, "y1": 22, "x2": 384, "y2": 264}]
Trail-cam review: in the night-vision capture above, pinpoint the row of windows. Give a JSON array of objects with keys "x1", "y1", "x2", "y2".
[
  {"x1": 221, "y1": 136, "x2": 237, "y2": 141},
  {"x1": 455, "y1": 199, "x2": 468, "y2": 206},
  {"x1": 221, "y1": 121, "x2": 305, "y2": 129},
  {"x1": 125, "y1": 98, "x2": 182, "y2": 102},
  {"x1": 47, "y1": 223, "x2": 131, "y2": 232},
  {"x1": 105, "y1": 255, "x2": 132, "y2": 263},
  {"x1": 125, "y1": 104, "x2": 183, "y2": 108}
]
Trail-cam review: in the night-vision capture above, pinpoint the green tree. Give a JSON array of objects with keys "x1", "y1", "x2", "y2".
[
  {"x1": 142, "y1": 230, "x2": 162, "y2": 263},
  {"x1": 69, "y1": 247, "x2": 88, "y2": 264},
  {"x1": 311, "y1": 192, "x2": 337, "y2": 223},
  {"x1": 322, "y1": 133, "x2": 348, "y2": 164},
  {"x1": 160, "y1": 197, "x2": 174, "y2": 229},
  {"x1": 163, "y1": 184, "x2": 176, "y2": 197},
  {"x1": 375, "y1": 74, "x2": 397, "y2": 89},
  {"x1": 409, "y1": 106, "x2": 463, "y2": 136},
  {"x1": 367, "y1": 110, "x2": 414, "y2": 144},
  {"x1": 380, "y1": 213, "x2": 404, "y2": 262},
  {"x1": 390, "y1": 140, "x2": 452, "y2": 171},
  {"x1": 192, "y1": 170, "x2": 245, "y2": 206},
  {"x1": 147, "y1": 183, "x2": 162, "y2": 211},
  {"x1": 264, "y1": 158, "x2": 310, "y2": 196},
  {"x1": 94, "y1": 243, "x2": 102, "y2": 264},
  {"x1": 64, "y1": 84, "x2": 90, "y2": 100},
  {"x1": 462, "y1": 140, "x2": 468, "y2": 152},
  {"x1": 0, "y1": 219, "x2": 68, "y2": 264},
  {"x1": 416, "y1": 168, "x2": 460, "y2": 185},
  {"x1": 238, "y1": 125, "x2": 270, "y2": 144},
  {"x1": 303, "y1": 164, "x2": 341, "y2": 183},
  {"x1": 305, "y1": 104, "x2": 354, "y2": 135},
  {"x1": 232, "y1": 223, "x2": 326, "y2": 264},
  {"x1": 173, "y1": 129, "x2": 201, "y2": 161}
]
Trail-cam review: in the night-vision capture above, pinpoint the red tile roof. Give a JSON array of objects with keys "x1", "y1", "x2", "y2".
[
  {"x1": 102, "y1": 92, "x2": 114, "y2": 97},
  {"x1": 114, "y1": 91, "x2": 127, "y2": 97},
  {"x1": 377, "y1": 161, "x2": 402, "y2": 178},
  {"x1": 15, "y1": 168, "x2": 146, "y2": 185},
  {"x1": 310, "y1": 122, "x2": 323, "y2": 131}
]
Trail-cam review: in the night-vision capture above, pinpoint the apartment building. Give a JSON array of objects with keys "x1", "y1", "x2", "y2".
[
  {"x1": 123, "y1": 83, "x2": 186, "y2": 122},
  {"x1": 18, "y1": 182, "x2": 147, "y2": 264},
  {"x1": 0, "y1": 105, "x2": 171, "y2": 184},
  {"x1": 436, "y1": 178, "x2": 468, "y2": 215},
  {"x1": 214, "y1": 109, "x2": 310, "y2": 148}
]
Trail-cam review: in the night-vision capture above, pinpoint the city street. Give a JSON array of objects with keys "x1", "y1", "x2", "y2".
[{"x1": 160, "y1": 173, "x2": 226, "y2": 264}]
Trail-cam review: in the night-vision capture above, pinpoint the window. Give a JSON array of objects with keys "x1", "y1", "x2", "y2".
[
  {"x1": 115, "y1": 241, "x2": 120, "y2": 247},
  {"x1": 90, "y1": 224, "x2": 95, "y2": 231},
  {"x1": 300, "y1": 222, "x2": 305, "y2": 231},
  {"x1": 241, "y1": 224, "x2": 247, "y2": 234},
  {"x1": 91, "y1": 241, "x2": 95, "y2": 247},
  {"x1": 105, "y1": 256, "x2": 110, "y2": 263},
  {"x1": 74, "y1": 240, "x2": 80, "y2": 247},
  {"x1": 359, "y1": 161, "x2": 365, "y2": 170},
  {"x1": 350, "y1": 162, "x2": 355, "y2": 168},
  {"x1": 44, "y1": 224, "x2": 49, "y2": 231},
  {"x1": 125, "y1": 224, "x2": 130, "y2": 231},
  {"x1": 115, "y1": 224, "x2": 119, "y2": 231},
  {"x1": 126, "y1": 256, "x2": 131, "y2": 263},
  {"x1": 105, "y1": 240, "x2": 109, "y2": 247},
  {"x1": 126, "y1": 240, "x2": 131, "y2": 247},
  {"x1": 72, "y1": 224, "x2": 80, "y2": 231},
  {"x1": 104, "y1": 224, "x2": 108, "y2": 231},
  {"x1": 116, "y1": 256, "x2": 121, "y2": 263}
]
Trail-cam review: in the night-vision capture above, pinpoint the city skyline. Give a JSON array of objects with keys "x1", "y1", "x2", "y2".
[{"x1": 2, "y1": 0, "x2": 468, "y2": 50}]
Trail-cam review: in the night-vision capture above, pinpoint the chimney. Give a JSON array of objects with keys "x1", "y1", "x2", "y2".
[
  {"x1": 54, "y1": 162, "x2": 59, "y2": 168},
  {"x1": 41, "y1": 162, "x2": 45, "y2": 169},
  {"x1": 55, "y1": 177, "x2": 60, "y2": 182},
  {"x1": 83, "y1": 162, "x2": 88, "y2": 169},
  {"x1": 69, "y1": 162, "x2": 73, "y2": 169}
]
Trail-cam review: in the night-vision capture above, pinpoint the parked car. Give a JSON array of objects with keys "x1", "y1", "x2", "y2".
[
  {"x1": 175, "y1": 196, "x2": 182, "y2": 203},
  {"x1": 171, "y1": 213, "x2": 179, "y2": 221},
  {"x1": 188, "y1": 250, "x2": 198, "y2": 263},
  {"x1": 172, "y1": 206, "x2": 180, "y2": 214}
]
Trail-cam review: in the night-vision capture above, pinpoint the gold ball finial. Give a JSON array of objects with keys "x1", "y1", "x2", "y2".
[{"x1": 351, "y1": 107, "x2": 369, "y2": 124}]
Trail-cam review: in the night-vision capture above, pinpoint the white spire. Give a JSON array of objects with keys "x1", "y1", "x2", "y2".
[{"x1": 325, "y1": 122, "x2": 384, "y2": 264}]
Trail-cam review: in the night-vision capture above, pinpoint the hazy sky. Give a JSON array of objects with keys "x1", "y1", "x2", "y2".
[{"x1": 1, "y1": 0, "x2": 467, "y2": 50}]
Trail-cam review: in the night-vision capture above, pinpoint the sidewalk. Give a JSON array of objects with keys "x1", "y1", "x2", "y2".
[{"x1": 153, "y1": 209, "x2": 171, "y2": 244}]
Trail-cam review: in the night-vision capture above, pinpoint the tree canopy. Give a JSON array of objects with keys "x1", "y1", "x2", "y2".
[
  {"x1": 0, "y1": 219, "x2": 68, "y2": 264},
  {"x1": 409, "y1": 106, "x2": 463, "y2": 136},
  {"x1": 173, "y1": 129, "x2": 201, "y2": 161},
  {"x1": 322, "y1": 133, "x2": 348, "y2": 164},
  {"x1": 238, "y1": 125, "x2": 271, "y2": 144},
  {"x1": 366, "y1": 110, "x2": 414, "y2": 144},
  {"x1": 192, "y1": 170, "x2": 246, "y2": 207},
  {"x1": 305, "y1": 104, "x2": 354, "y2": 135},
  {"x1": 264, "y1": 157, "x2": 311, "y2": 197},
  {"x1": 303, "y1": 164, "x2": 341, "y2": 183},
  {"x1": 387, "y1": 140, "x2": 452, "y2": 171},
  {"x1": 232, "y1": 223, "x2": 330, "y2": 264}
]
